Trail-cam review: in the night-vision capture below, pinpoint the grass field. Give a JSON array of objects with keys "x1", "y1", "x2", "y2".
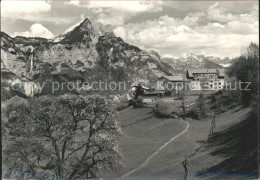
[
  {"x1": 110, "y1": 107, "x2": 187, "y2": 177},
  {"x1": 117, "y1": 106, "x2": 256, "y2": 180},
  {"x1": 125, "y1": 114, "x2": 211, "y2": 180}
]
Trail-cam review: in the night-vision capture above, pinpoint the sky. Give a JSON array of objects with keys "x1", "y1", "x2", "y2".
[{"x1": 1, "y1": 0, "x2": 259, "y2": 58}]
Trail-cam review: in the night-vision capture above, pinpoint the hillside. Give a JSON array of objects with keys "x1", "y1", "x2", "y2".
[
  {"x1": 118, "y1": 106, "x2": 257, "y2": 180},
  {"x1": 194, "y1": 107, "x2": 258, "y2": 179},
  {"x1": 110, "y1": 107, "x2": 188, "y2": 177}
]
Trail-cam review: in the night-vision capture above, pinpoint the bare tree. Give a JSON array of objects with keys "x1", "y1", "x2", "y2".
[
  {"x1": 209, "y1": 113, "x2": 216, "y2": 137},
  {"x1": 182, "y1": 156, "x2": 190, "y2": 180},
  {"x1": 197, "y1": 93, "x2": 207, "y2": 119},
  {"x1": 2, "y1": 95, "x2": 123, "y2": 179}
]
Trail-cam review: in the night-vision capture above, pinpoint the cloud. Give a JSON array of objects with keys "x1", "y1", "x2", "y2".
[
  {"x1": 77, "y1": 1, "x2": 163, "y2": 26},
  {"x1": 158, "y1": 13, "x2": 204, "y2": 27},
  {"x1": 212, "y1": 23, "x2": 224, "y2": 28},
  {"x1": 94, "y1": 14, "x2": 126, "y2": 26},
  {"x1": 226, "y1": 20, "x2": 258, "y2": 34},
  {"x1": 1, "y1": 0, "x2": 51, "y2": 19},
  {"x1": 65, "y1": 0, "x2": 80, "y2": 6},
  {"x1": 1, "y1": 0, "x2": 258, "y2": 59},
  {"x1": 114, "y1": 4, "x2": 258, "y2": 58},
  {"x1": 13, "y1": 23, "x2": 54, "y2": 39},
  {"x1": 84, "y1": 1, "x2": 162, "y2": 13},
  {"x1": 207, "y1": 2, "x2": 237, "y2": 22},
  {"x1": 209, "y1": 2, "x2": 218, "y2": 10},
  {"x1": 1, "y1": 0, "x2": 73, "y2": 25},
  {"x1": 182, "y1": 12, "x2": 205, "y2": 26},
  {"x1": 114, "y1": 27, "x2": 126, "y2": 40},
  {"x1": 162, "y1": 54, "x2": 179, "y2": 59}
]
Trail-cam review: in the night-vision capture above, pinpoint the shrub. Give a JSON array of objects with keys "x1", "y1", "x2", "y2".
[
  {"x1": 186, "y1": 94, "x2": 210, "y2": 120},
  {"x1": 116, "y1": 100, "x2": 130, "y2": 111},
  {"x1": 186, "y1": 108, "x2": 200, "y2": 120},
  {"x1": 210, "y1": 89, "x2": 240, "y2": 114},
  {"x1": 133, "y1": 98, "x2": 145, "y2": 108},
  {"x1": 155, "y1": 99, "x2": 182, "y2": 118}
]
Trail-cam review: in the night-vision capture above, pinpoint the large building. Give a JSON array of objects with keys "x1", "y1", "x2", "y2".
[{"x1": 186, "y1": 69, "x2": 225, "y2": 90}]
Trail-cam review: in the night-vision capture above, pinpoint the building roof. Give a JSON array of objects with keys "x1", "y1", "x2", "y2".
[
  {"x1": 131, "y1": 84, "x2": 150, "y2": 90},
  {"x1": 160, "y1": 75, "x2": 185, "y2": 82},
  {"x1": 187, "y1": 69, "x2": 225, "y2": 78}
]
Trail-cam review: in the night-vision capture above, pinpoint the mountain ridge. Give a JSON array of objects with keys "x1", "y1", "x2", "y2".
[
  {"x1": 1, "y1": 18, "x2": 229, "y2": 97},
  {"x1": 162, "y1": 52, "x2": 229, "y2": 73},
  {"x1": 1, "y1": 19, "x2": 174, "y2": 97}
]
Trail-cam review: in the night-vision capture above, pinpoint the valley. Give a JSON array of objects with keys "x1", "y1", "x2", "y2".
[{"x1": 1, "y1": 15, "x2": 258, "y2": 180}]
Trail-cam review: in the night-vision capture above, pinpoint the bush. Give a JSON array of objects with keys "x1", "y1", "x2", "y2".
[
  {"x1": 210, "y1": 89, "x2": 240, "y2": 114},
  {"x1": 186, "y1": 94, "x2": 211, "y2": 120},
  {"x1": 115, "y1": 100, "x2": 130, "y2": 111},
  {"x1": 155, "y1": 99, "x2": 182, "y2": 118},
  {"x1": 133, "y1": 98, "x2": 145, "y2": 108},
  {"x1": 186, "y1": 108, "x2": 200, "y2": 120}
]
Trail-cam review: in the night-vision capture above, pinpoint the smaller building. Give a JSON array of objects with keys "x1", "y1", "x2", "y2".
[
  {"x1": 156, "y1": 74, "x2": 187, "y2": 96},
  {"x1": 132, "y1": 84, "x2": 166, "y2": 97},
  {"x1": 158, "y1": 75, "x2": 186, "y2": 87},
  {"x1": 159, "y1": 75, "x2": 185, "y2": 83},
  {"x1": 131, "y1": 84, "x2": 150, "y2": 92}
]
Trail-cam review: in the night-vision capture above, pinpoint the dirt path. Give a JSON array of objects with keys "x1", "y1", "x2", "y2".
[{"x1": 121, "y1": 120, "x2": 190, "y2": 178}]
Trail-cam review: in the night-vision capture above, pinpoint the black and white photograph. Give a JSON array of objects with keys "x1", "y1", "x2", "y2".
[{"x1": 1, "y1": 0, "x2": 259, "y2": 179}]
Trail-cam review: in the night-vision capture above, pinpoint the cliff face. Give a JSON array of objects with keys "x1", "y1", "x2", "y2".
[
  {"x1": 1, "y1": 18, "x2": 174, "y2": 97},
  {"x1": 1, "y1": 32, "x2": 28, "y2": 77}
]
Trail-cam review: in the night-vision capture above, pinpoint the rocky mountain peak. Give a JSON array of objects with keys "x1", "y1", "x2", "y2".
[
  {"x1": 77, "y1": 18, "x2": 93, "y2": 32},
  {"x1": 186, "y1": 52, "x2": 194, "y2": 57},
  {"x1": 52, "y1": 18, "x2": 114, "y2": 43},
  {"x1": 51, "y1": 18, "x2": 96, "y2": 43}
]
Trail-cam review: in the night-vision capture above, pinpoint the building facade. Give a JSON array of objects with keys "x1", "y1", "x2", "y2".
[{"x1": 186, "y1": 69, "x2": 225, "y2": 90}]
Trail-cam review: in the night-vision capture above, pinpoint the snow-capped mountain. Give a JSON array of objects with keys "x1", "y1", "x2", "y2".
[
  {"x1": 13, "y1": 23, "x2": 54, "y2": 39},
  {"x1": 181, "y1": 52, "x2": 204, "y2": 62},
  {"x1": 163, "y1": 52, "x2": 225, "y2": 73},
  {"x1": 52, "y1": 19, "x2": 85, "y2": 42},
  {"x1": 51, "y1": 18, "x2": 114, "y2": 43}
]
